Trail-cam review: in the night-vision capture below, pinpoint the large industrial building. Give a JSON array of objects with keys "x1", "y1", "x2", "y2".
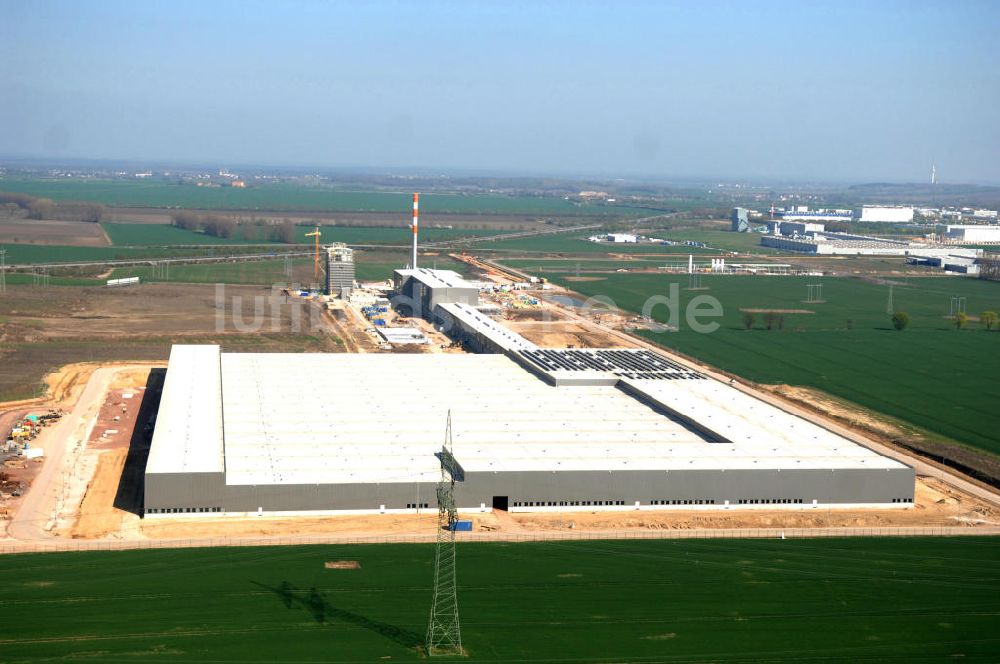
[
  {"x1": 762, "y1": 230, "x2": 982, "y2": 258},
  {"x1": 145, "y1": 335, "x2": 914, "y2": 516}
]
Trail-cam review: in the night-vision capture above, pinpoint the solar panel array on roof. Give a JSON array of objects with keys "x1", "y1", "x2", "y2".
[{"x1": 518, "y1": 348, "x2": 702, "y2": 380}]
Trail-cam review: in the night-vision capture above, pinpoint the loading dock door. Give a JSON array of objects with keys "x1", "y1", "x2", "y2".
[{"x1": 492, "y1": 495, "x2": 509, "y2": 511}]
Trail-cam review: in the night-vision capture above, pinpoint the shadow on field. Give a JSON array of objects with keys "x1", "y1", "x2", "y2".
[
  {"x1": 254, "y1": 581, "x2": 423, "y2": 650},
  {"x1": 114, "y1": 368, "x2": 166, "y2": 516}
]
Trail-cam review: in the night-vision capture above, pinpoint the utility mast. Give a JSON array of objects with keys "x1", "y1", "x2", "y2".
[{"x1": 426, "y1": 410, "x2": 464, "y2": 657}]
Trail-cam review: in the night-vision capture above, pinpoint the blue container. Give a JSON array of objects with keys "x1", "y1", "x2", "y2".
[{"x1": 450, "y1": 520, "x2": 473, "y2": 532}]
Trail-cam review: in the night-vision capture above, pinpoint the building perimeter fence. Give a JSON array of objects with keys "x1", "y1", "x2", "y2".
[{"x1": 2, "y1": 525, "x2": 998, "y2": 555}]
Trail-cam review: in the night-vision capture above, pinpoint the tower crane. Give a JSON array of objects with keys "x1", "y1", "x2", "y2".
[{"x1": 305, "y1": 226, "x2": 322, "y2": 279}]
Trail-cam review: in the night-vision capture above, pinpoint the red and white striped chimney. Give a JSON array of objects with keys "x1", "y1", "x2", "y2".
[{"x1": 411, "y1": 192, "x2": 419, "y2": 269}]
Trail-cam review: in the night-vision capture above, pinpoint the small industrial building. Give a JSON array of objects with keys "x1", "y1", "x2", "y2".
[
  {"x1": 144, "y1": 344, "x2": 914, "y2": 516},
  {"x1": 731, "y1": 207, "x2": 751, "y2": 232},
  {"x1": 767, "y1": 221, "x2": 826, "y2": 236},
  {"x1": 607, "y1": 233, "x2": 638, "y2": 243},
  {"x1": 393, "y1": 268, "x2": 480, "y2": 318}
]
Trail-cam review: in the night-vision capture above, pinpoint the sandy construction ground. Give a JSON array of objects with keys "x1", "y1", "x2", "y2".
[
  {"x1": 0, "y1": 218, "x2": 110, "y2": 246},
  {"x1": 1, "y1": 363, "x2": 161, "y2": 539},
  {"x1": 506, "y1": 320, "x2": 632, "y2": 348}
]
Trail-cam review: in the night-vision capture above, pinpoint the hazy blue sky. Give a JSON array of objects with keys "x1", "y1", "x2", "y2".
[{"x1": 1, "y1": 1, "x2": 998, "y2": 183}]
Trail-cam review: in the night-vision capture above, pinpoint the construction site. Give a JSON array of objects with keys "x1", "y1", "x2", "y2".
[{"x1": 2, "y1": 193, "x2": 1000, "y2": 546}]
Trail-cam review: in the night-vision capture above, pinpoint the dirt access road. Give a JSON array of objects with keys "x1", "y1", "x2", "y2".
[{"x1": 5, "y1": 366, "x2": 154, "y2": 540}]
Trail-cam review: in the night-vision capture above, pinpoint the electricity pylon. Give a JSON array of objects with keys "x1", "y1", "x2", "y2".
[{"x1": 426, "y1": 411, "x2": 464, "y2": 657}]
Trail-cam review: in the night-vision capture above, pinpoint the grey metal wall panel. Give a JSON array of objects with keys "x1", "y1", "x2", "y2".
[{"x1": 144, "y1": 467, "x2": 915, "y2": 514}]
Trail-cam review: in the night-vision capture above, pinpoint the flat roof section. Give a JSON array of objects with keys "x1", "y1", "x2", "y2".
[
  {"x1": 145, "y1": 345, "x2": 225, "y2": 475},
  {"x1": 395, "y1": 268, "x2": 479, "y2": 290},
  {"x1": 619, "y1": 377, "x2": 904, "y2": 471},
  {"x1": 436, "y1": 301, "x2": 538, "y2": 352},
  {"x1": 207, "y1": 351, "x2": 906, "y2": 487},
  {"x1": 217, "y1": 353, "x2": 712, "y2": 485}
]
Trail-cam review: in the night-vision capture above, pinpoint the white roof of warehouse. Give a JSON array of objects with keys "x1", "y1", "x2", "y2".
[
  {"x1": 146, "y1": 345, "x2": 225, "y2": 475},
  {"x1": 147, "y1": 346, "x2": 904, "y2": 485},
  {"x1": 395, "y1": 268, "x2": 479, "y2": 290}
]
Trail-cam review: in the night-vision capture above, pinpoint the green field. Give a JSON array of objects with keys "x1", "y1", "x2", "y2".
[
  {"x1": 0, "y1": 243, "x2": 186, "y2": 265},
  {"x1": 0, "y1": 178, "x2": 622, "y2": 216},
  {"x1": 109, "y1": 259, "x2": 308, "y2": 286},
  {"x1": 474, "y1": 233, "x2": 727, "y2": 254},
  {"x1": 101, "y1": 223, "x2": 264, "y2": 246},
  {"x1": 1, "y1": 538, "x2": 997, "y2": 662},
  {"x1": 1, "y1": 273, "x2": 105, "y2": 287},
  {"x1": 655, "y1": 229, "x2": 781, "y2": 253},
  {"x1": 107, "y1": 253, "x2": 465, "y2": 285},
  {"x1": 101, "y1": 222, "x2": 517, "y2": 247},
  {"x1": 3, "y1": 224, "x2": 506, "y2": 264},
  {"x1": 498, "y1": 257, "x2": 687, "y2": 271},
  {"x1": 475, "y1": 228, "x2": 792, "y2": 255},
  {"x1": 542, "y1": 273, "x2": 1000, "y2": 455}
]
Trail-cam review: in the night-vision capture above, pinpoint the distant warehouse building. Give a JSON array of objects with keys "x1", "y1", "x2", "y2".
[
  {"x1": 144, "y1": 345, "x2": 914, "y2": 517},
  {"x1": 937, "y1": 225, "x2": 1000, "y2": 244},
  {"x1": 859, "y1": 206, "x2": 915, "y2": 223},
  {"x1": 775, "y1": 208, "x2": 852, "y2": 223},
  {"x1": 607, "y1": 233, "x2": 638, "y2": 243},
  {"x1": 761, "y1": 232, "x2": 983, "y2": 258}
]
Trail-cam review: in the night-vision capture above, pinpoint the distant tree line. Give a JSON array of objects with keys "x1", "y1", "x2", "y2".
[
  {"x1": 170, "y1": 212, "x2": 297, "y2": 243},
  {"x1": 0, "y1": 191, "x2": 106, "y2": 222}
]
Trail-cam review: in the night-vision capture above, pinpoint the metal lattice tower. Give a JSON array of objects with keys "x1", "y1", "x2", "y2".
[
  {"x1": 806, "y1": 283, "x2": 823, "y2": 304},
  {"x1": 0, "y1": 248, "x2": 6, "y2": 294},
  {"x1": 426, "y1": 411, "x2": 464, "y2": 657}
]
